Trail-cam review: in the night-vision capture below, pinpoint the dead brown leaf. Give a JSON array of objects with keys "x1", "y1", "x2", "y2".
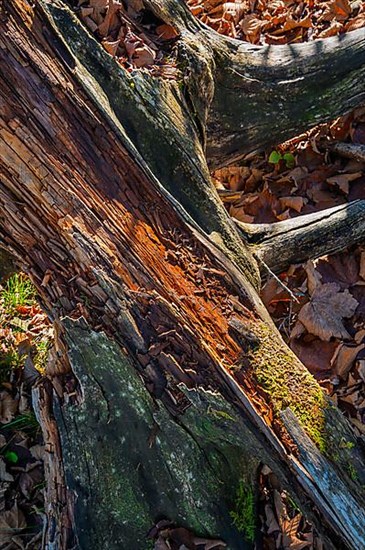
[
  {"x1": 0, "y1": 391, "x2": 18, "y2": 424},
  {"x1": 240, "y1": 14, "x2": 263, "y2": 43},
  {"x1": 298, "y1": 283, "x2": 358, "y2": 341},
  {"x1": 331, "y1": 343, "x2": 365, "y2": 378},
  {"x1": 279, "y1": 195, "x2": 306, "y2": 213},
  {"x1": 290, "y1": 337, "x2": 338, "y2": 377},
  {"x1": 326, "y1": 171, "x2": 362, "y2": 194},
  {"x1": 0, "y1": 503, "x2": 26, "y2": 545}
]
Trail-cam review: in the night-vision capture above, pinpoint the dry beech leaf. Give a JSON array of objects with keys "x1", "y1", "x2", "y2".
[
  {"x1": 0, "y1": 503, "x2": 26, "y2": 545},
  {"x1": 317, "y1": 20, "x2": 343, "y2": 38},
  {"x1": 133, "y1": 45, "x2": 156, "y2": 67},
  {"x1": 156, "y1": 24, "x2": 179, "y2": 40},
  {"x1": 316, "y1": 252, "x2": 359, "y2": 289},
  {"x1": 290, "y1": 337, "x2": 338, "y2": 376},
  {"x1": 345, "y1": 13, "x2": 365, "y2": 32},
  {"x1": 223, "y1": 2, "x2": 245, "y2": 23},
  {"x1": 332, "y1": 0, "x2": 352, "y2": 20},
  {"x1": 240, "y1": 14, "x2": 262, "y2": 43},
  {"x1": 304, "y1": 260, "x2": 322, "y2": 295},
  {"x1": 298, "y1": 283, "x2": 358, "y2": 341},
  {"x1": 283, "y1": 15, "x2": 312, "y2": 31},
  {"x1": 331, "y1": 343, "x2": 365, "y2": 378},
  {"x1": 321, "y1": 0, "x2": 352, "y2": 22},
  {"x1": 279, "y1": 196, "x2": 306, "y2": 212},
  {"x1": 326, "y1": 171, "x2": 362, "y2": 194},
  {"x1": 0, "y1": 391, "x2": 18, "y2": 424},
  {"x1": 97, "y1": 0, "x2": 121, "y2": 37},
  {"x1": 276, "y1": 209, "x2": 291, "y2": 221},
  {"x1": 102, "y1": 38, "x2": 120, "y2": 56}
]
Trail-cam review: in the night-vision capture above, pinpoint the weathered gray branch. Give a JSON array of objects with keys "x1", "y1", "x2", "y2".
[
  {"x1": 206, "y1": 29, "x2": 365, "y2": 167},
  {"x1": 236, "y1": 200, "x2": 365, "y2": 274},
  {"x1": 326, "y1": 141, "x2": 365, "y2": 162},
  {"x1": 143, "y1": 0, "x2": 365, "y2": 168}
]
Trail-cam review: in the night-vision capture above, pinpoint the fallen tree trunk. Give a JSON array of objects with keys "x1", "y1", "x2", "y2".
[{"x1": 0, "y1": 1, "x2": 365, "y2": 549}]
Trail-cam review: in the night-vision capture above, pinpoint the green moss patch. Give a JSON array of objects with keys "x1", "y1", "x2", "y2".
[
  {"x1": 247, "y1": 322, "x2": 327, "y2": 452},
  {"x1": 230, "y1": 478, "x2": 255, "y2": 542}
]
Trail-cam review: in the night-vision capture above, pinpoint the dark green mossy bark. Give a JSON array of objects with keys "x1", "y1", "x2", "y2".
[{"x1": 57, "y1": 318, "x2": 262, "y2": 549}]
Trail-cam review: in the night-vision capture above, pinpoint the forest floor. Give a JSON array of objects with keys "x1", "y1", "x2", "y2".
[{"x1": 0, "y1": 0, "x2": 365, "y2": 549}]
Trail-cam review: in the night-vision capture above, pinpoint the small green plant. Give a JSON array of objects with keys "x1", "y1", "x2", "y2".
[
  {"x1": 268, "y1": 150, "x2": 295, "y2": 168},
  {"x1": 230, "y1": 479, "x2": 256, "y2": 542},
  {"x1": 2, "y1": 273, "x2": 35, "y2": 309},
  {"x1": 4, "y1": 450, "x2": 19, "y2": 464},
  {"x1": 0, "y1": 412, "x2": 39, "y2": 435}
]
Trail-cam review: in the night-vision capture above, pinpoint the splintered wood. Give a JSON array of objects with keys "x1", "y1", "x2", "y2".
[{"x1": 0, "y1": 0, "x2": 263, "y2": 417}]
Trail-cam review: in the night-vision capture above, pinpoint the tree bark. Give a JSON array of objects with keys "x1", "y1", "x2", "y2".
[
  {"x1": 1, "y1": 1, "x2": 365, "y2": 549},
  {"x1": 236, "y1": 200, "x2": 365, "y2": 274}
]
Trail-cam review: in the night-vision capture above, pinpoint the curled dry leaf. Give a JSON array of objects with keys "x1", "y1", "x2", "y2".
[
  {"x1": 156, "y1": 24, "x2": 179, "y2": 40},
  {"x1": 0, "y1": 502, "x2": 26, "y2": 545},
  {"x1": 133, "y1": 45, "x2": 156, "y2": 68},
  {"x1": 279, "y1": 196, "x2": 306, "y2": 213},
  {"x1": 0, "y1": 391, "x2": 19, "y2": 424},
  {"x1": 326, "y1": 171, "x2": 362, "y2": 194},
  {"x1": 304, "y1": 260, "x2": 322, "y2": 295},
  {"x1": 298, "y1": 283, "x2": 358, "y2": 341},
  {"x1": 240, "y1": 14, "x2": 262, "y2": 43},
  {"x1": 331, "y1": 342, "x2": 365, "y2": 378}
]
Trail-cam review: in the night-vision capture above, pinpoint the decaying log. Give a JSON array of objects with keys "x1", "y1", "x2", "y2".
[
  {"x1": 236, "y1": 200, "x2": 365, "y2": 274},
  {"x1": 0, "y1": 1, "x2": 365, "y2": 549}
]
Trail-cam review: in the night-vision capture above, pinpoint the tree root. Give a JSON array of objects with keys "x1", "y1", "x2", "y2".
[{"x1": 236, "y1": 200, "x2": 365, "y2": 273}]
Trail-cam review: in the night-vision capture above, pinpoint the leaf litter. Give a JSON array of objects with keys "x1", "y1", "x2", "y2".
[
  {"x1": 187, "y1": 0, "x2": 365, "y2": 43},
  {"x1": 214, "y1": 100, "x2": 365, "y2": 550},
  {"x1": 0, "y1": 273, "x2": 53, "y2": 549},
  {"x1": 2, "y1": 1, "x2": 365, "y2": 548},
  {"x1": 72, "y1": 0, "x2": 179, "y2": 76},
  {"x1": 204, "y1": 1, "x2": 365, "y2": 546}
]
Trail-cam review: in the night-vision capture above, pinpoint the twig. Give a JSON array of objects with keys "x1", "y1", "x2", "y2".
[
  {"x1": 255, "y1": 255, "x2": 300, "y2": 303},
  {"x1": 324, "y1": 141, "x2": 365, "y2": 162}
]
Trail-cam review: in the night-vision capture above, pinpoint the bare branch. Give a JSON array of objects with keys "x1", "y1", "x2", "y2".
[
  {"x1": 325, "y1": 141, "x2": 365, "y2": 162},
  {"x1": 236, "y1": 200, "x2": 365, "y2": 273}
]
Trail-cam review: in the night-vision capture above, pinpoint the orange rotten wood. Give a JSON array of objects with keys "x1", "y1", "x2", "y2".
[{"x1": 0, "y1": 0, "x2": 365, "y2": 549}]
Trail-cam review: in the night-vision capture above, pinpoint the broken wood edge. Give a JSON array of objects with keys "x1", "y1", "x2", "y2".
[
  {"x1": 281, "y1": 408, "x2": 365, "y2": 549},
  {"x1": 40, "y1": 0, "x2": 261, "y2": 290},
  {"x1": 235, "y1": 200, "x2": 365, "y2": 274},
  {"x1": 32, "y1": 379, "x2": 75, "y2": 550}
]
